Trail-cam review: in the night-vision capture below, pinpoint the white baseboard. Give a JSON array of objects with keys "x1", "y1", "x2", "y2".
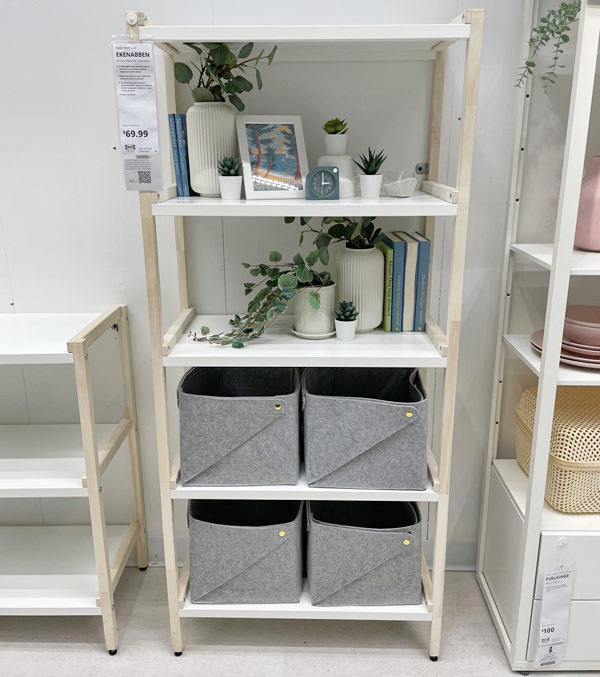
[{"x1": 145, "y1": 537, "x2": 478, "y2": 571}]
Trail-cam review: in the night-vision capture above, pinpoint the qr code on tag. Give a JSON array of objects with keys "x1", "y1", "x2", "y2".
[{"x1": 137, "y1": 170, "x2": 152, "y2": 184}]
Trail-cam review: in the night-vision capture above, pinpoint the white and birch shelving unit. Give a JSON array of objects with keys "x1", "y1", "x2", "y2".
[
  {"x1": 476, "y1": 0, "x2": 600, "y2": 671},
  {"x1": 0, "y1": 307, "x2": 148, "y2": 654},
  {"x1": 130, "y1": 12, "x2": 483, "y2": 659}
]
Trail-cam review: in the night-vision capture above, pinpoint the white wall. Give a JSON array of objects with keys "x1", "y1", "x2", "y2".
[{"x1": 0, "y1": 0, "x2": 524, "y2": 568}]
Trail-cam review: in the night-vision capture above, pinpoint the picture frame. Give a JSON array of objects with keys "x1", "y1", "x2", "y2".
[{"x1": 236, "y1": 115, "x2": 309, "y2": 199}]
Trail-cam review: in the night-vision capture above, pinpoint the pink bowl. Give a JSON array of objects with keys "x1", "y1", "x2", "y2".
[
  {"x1": 565, "y1": 305, "x2": 600, "y2": 327},
  {"x1": 563, "y1": 319, "x2": 600, "y2": 347}
]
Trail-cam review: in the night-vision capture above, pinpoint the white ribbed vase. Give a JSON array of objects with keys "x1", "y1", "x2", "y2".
[
  {"x1": 337, "y1": 245, "x2": 384, "y2": 332},
  {"x1": 574, "y1": 156, "x2": 600, "y2": 252},
  {"x1": 294, "y1": 284, "x2": 336, "y2": 336},
  {"x1": 186, "y1": 102, "x2": 237, "y2": 197}
]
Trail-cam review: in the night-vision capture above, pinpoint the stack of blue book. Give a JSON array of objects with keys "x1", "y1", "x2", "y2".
[
  {"x1": 168, "y1": 113, "x2": 191, "y2": 197},
  {"x1": 377, "y1": 231, "x2": 431, "y2": 333}
]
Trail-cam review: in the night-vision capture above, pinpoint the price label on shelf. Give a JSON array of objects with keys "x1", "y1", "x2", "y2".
[
  {"x1": 534, "y1": 565, "x2": 573, "y2": 668},
  {"x1": 112, "y1": 41, "x2": 162, "y2": 190}
]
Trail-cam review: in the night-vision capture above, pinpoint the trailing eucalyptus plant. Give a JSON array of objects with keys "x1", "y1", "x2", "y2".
[
  {"x1": 286, "y1": 215, "x2": 386, "y2": 251},
  {"x1": 174, "y1": 42, "x2": 277, "y2": 111},
  {"x1": 188, "y1": 249, "x2": 332, "y2": 349},
  {"x1": 517, "y1": 1, "x2": 580, "y2": 92}
]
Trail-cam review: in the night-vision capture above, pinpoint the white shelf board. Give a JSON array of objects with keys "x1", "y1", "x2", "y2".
[
  {"x1": 493, "y1": 459, "x2": 600, "y2": 532},
  {"x1": 180, "y1": 580, "x2": 431, "y2": 620},
  {"x1": 0, "y1": 313, "x2": 99, "y2": 365},
  {"x1": 165, "y1": 315, "x2": 446, "y2": 368},
  {"x1": 0, "y1": 424, "x2": 115, "y2": 498},
  {"x1": 0, "y1": 525, "x2": 129, "y2": 615},
  {"x1": 152, "y1": 192, "x2": 458, "y2": 218},
  {"x1": 503, "y1": 334, "x2": 600, "y2": 386},
  {"x1": 511, "y1": 243, "x2": 600, "y2": 275},
  {"x1": 139, "y1": 24, "x2": 470, "y2": 62},
  {"x1": 171, "y1": 467, "x2": 438, "y2": 502}
]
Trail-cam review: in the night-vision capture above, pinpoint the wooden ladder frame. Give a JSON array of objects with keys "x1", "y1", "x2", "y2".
[{"x1": 134, "y1": 10, "x2": 483, "y2": 659}]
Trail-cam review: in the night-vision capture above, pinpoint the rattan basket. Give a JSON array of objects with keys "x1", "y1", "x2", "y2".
[{"x1": 515, "y1": 386, "x2": 600, "y2": 513}]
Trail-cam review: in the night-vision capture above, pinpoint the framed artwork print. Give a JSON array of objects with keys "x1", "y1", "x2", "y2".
[{"x1": 236, "y1": 115, "x2": 308, "y2": 199}]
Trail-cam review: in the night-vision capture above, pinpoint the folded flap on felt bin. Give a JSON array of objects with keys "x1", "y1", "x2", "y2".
[
  {"x1": 309, "y1": 521, "x2": 416, "y2": 605},
  {"x1": 180, "y1": 397, "x2": 287, "y2": 484},
  {"x1": 191, "y1": 520, "x2": 294, "y2": 600},
  {"x1": 305, "y1": 397, "x2": 420, "y2": 483}
]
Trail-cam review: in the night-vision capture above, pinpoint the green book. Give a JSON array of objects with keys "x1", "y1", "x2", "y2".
[{"x1": 376, "y1": 241, "x2": 393, "y2": 332}]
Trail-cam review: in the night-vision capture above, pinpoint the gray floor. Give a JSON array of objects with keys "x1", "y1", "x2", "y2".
[{"x1": 0, "y1": 569, "x2": 572, "y2": 676}]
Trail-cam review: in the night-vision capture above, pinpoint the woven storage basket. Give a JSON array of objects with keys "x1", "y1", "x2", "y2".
[{"x1": 515, "y1": 386, "x2": 600, "y2": 513}]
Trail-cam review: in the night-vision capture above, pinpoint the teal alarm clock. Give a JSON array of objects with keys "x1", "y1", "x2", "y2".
[{"x1": 306, "y1": 166, "x2": 339, "y2": 200}]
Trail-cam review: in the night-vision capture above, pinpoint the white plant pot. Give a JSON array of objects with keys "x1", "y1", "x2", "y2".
[
  {"x1": 335, "y1": 319, "x2": 357, "y2": 342},
  {"x1": 294, "y1": 284, "x2": 336, "y2": 337},
  {"x1": 324, "y1": 133, "x2": 348, "y2": 156},
  {"x1": 186, "y1": 102, "x2": 237, "y2": 197},
  {"x1": 337, "y1": 245, "x2": 384, "y2": 332},
  {"x1": 359, "y1": 174, "x2": 383, "y2": 199},
  {"x1": 218, "y1": 175, "x2": 243, "y2": 200},
  {"x1": 318, "y1": 154, "x2": 356, "y2": 198}
]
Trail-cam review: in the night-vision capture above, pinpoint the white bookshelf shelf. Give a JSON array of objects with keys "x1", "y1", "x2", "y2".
[
  {"x1": 0, "y1": 424, "x2": 116, "y2": 498},
  {"x1": 503, "y1": 334, "x2": 600, "y2": 386},
  {"x1": 511, "y1": 243, "x2": 600, "y2": 275},
  {"x1": 179, "y1": 581, "x2": 431, "y2": 621},
  {"x1": 0, "y1": 313, "x2": 100, "y2": 365},
  {"x1": 164, "y1": 315, "x2": 446, "y2": 368},
  {"x1": 152, "y1": 192, "x2": 458, "y2": 218},
  {"x1": 171, "y1": 468, "x2": 438, "y2": 502},
  {"x1": 493, "y1": 459, "x2": 600, "y2": 532},
  {"x1": 0, "y1": 525, "x2": 129, "y2": 615}
]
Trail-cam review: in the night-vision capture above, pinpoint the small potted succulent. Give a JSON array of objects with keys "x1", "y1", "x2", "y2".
[
  {"x1": 218, "y1": 156, "x2": 243, "y2": 200},
  {"x1": 354, "y1": 147, "x2": 387, "y2": 199},
  {"x1": 323, "y1": 117, "x2": 348, "y2": 155},
  {"x1": 335, "y1": 301, "x2": 359, "y2": 342}
]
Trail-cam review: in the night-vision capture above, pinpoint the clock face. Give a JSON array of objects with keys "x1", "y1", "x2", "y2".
[{"x1": 309, "y1": 167, "x2": 338, "y2": 198}]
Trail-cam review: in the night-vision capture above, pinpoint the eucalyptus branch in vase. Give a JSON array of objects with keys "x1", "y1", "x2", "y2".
[{"x1": 517, "y1": 1, "x2": 580, "y2": 92}]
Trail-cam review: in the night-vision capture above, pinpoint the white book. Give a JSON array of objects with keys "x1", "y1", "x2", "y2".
[{"x1": 394, "y1": 231, "x2": 418, "y2": 332}]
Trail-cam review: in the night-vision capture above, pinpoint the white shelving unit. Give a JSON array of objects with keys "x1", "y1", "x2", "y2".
[
  {"x1": 476, "y1": 0, "x2": 600, "y2": 671},
  {"x1": 129, "y1": 10, "x2": 483, "y2": 660},
  {"x1": 0, "y1": 307, "x2": 148, "y2": 654}
]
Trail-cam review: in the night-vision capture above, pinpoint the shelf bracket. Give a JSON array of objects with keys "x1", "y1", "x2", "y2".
[
  {"x1": 422, "y1": 181, "x2": 458, "y2": 204},
  {"x1": 170, "y1": 453, "x2": 181, "y2": 490},
  {"x1": 178, "y1": 554, "x2": 190, "y2": 609},
  {"x1": 163, "y1": 308, "x2": 195, "y2": 355},
  {"x1": 427, "y1": 446, "x2": 440, "y2": 492},
  {"x1": 425, "y1": 319, "x2": 448, "y2": 357}
]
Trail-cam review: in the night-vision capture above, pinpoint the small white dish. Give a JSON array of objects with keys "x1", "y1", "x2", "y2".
[{"x1": 291, "y1": 328, "x2": 336, "y2": 340}]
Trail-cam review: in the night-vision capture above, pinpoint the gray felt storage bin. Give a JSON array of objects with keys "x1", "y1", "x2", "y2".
[
  {"x1": 189, "y1": 499, "x2": 303, "y2": 604},
  {"x1": 307, "y1": 501, "x2": 422, "y2": 606},
  {"x1": 303, "y1": 368, "x2": 427, "y2": 490},
  {"x1": 178, "y1": 367, "x2": 300, "y2": 486}
]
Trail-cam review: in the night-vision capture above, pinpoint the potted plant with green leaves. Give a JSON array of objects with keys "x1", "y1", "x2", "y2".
[
  {"x1": 174, "y1": 41, "x2": 277, "y2": 196},
  {"x1": 286, "y1": 215, "x2": 385, "y2": 332},
  {"x1": 188, "y1": 248, "x2": 334, "y2": 348},
  {"x1": 323, "y1": 117, "x2": 348, "y2": 155},
  {"x1": 218, "y1": 156, "x2": 243, "y2": 200},
  {"x1": 335, "y1": 301, "x2": 359, "y2": 342},
  {"x1": 354, "y1": 147, "x2": 387, "y2": 199}
]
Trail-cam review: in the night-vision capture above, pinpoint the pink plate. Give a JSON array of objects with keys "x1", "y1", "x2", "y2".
[
  {"x1": 562, "y1": 336, "x2": 600, "y2": 353},
  {"x1": 530, "y1": 329, "x2": 600, "y2": 368},
  {"x1": 565, "y1": 304, "x2": 600, "y2": 327}
]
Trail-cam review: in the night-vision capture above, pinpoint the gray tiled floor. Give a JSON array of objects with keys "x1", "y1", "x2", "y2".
[{"x1": 0, "y1": 569, "x2": 572, "y2": 676}]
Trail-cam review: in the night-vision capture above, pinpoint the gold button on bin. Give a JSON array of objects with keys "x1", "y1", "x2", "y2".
[
  {"x1": 405, "y1": 411, "x2": 414, "y2": 418},
  {"x1": 274, "y1": 403, "x2": 282, "y2": 411},
  {"x1": 279, "y1": 530, "x2": 286, "y2": 537},
  {"x1": 403, "y1": 539, "x2": 410, "y2": 545}
]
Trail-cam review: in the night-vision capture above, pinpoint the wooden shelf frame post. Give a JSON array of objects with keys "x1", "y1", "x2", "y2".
[{"x1": 428, "y1": 9, "x2": 483, "y2": 660}]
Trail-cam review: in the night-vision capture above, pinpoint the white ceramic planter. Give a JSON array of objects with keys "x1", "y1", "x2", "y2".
[
  {"x1": 337, "y1": 245, "x2": 384, "y2": 332},
  {"x1": 218, "y1": 175, "x2": 243, "y2": 200},
  {"x1": 335, "y1": 319, "x2": 357, "y2": 342},
  {"x1": 324, "y1": 133, "x2": 347, "y2": 156},
  {"x1": 318, "y1": 154, "x2": 356, "y2": 198},
  {"x1": 186, "y1": 102, "x2": 237, "y2": 197},
  {"x1": 359, "y1": 174, "x2": 383, "y2": 199},
  {"x1": 294, "y1": 284, "x2": 336, "y2": 337}
]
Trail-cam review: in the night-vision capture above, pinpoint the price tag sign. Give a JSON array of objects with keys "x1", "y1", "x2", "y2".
[
  {"x1": 113, "y1": 41, "x2": 162, "y2": 190},
  {"x1": 534, "y1": 565, "x2": 573, "y2": 668}
]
